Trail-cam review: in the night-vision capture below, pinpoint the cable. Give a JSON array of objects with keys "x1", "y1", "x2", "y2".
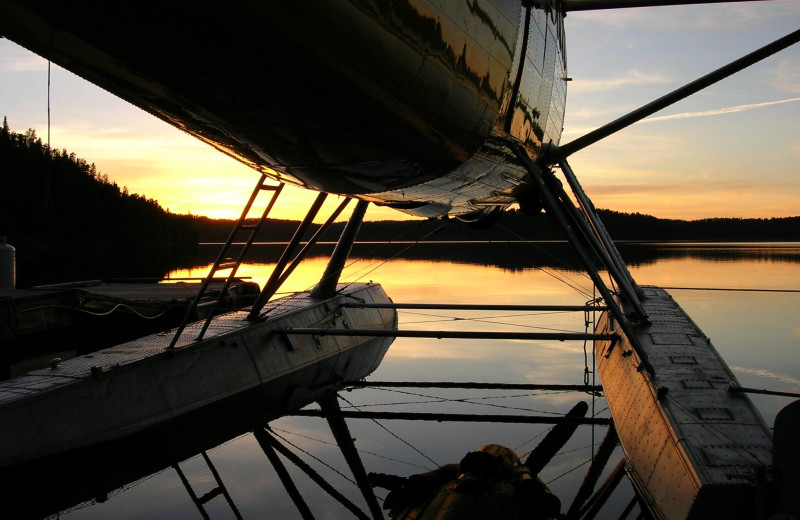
[
  {"x1": 270, "y1": 426, "x2": 429, "y2": 471},
  {"x1": 7, "y1": 302, "x2": 176, "y2": 320},
  {"x1": 338, "y1": 394, "x2": 439, "y2": 469}
]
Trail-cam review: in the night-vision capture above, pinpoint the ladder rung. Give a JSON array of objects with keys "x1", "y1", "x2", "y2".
[
  {"x1": 239, "y1": 223, "x2": 259, "y2": 230},
  {"x1": 215, "y1": 262, "x2": 237, "y2": 271},
  {"x1": 259, "y1": 183, "x2": 281, "y2": 191},
  {"x1": 198, "y1": 487, "x2": 224, "y2": 504}
]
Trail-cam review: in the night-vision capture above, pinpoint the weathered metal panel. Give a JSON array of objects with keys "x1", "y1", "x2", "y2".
[{"x1": 595, "y1": 287, "x2": 773, "y2": 520}]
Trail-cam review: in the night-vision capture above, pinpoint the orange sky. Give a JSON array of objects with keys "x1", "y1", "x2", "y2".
[{"x1": 1, "y1": 3, "x2": 799, "y2": 222}]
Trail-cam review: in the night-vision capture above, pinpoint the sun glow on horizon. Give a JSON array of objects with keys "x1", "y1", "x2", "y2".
[{"x1": 2, "y1": 1, "x2": 799, "y2": 223}]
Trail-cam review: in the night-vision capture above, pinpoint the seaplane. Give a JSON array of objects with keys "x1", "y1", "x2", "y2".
[{"x1": 0, "y1": 1, "x2": 798, "y2": 519}]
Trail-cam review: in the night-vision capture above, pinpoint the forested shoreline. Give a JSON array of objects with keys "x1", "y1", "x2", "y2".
[{"x1": 2, "y1": 119, "x2": 798, "y2": 280}]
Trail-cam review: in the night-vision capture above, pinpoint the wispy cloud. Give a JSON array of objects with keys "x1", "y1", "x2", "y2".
[
  {"x1": 569, "y1": 70, "x2": 670, "y2": 93},
  {"x1": 0, "y1": 53, "x2": 47, "y2": 72},
  {"x1": 730, "y1": 366, "x2": 800, "y2": 387},
  {"x1": 640, "y1": 97, "x2": 800, "y2": 124},
  {"x1": 771, "y1": 59, "x2": 800, "y2": 94}
]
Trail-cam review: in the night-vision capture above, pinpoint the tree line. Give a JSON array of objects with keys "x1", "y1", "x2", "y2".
[
  {"x1": 1, "y1": 118, "x2": 199, "y2": 253},
  {"x1": 2, "y1": 116, "x2": 798, "y2": 286}
]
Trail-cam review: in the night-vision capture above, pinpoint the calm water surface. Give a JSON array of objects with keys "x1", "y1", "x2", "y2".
[{"x1": 39, "y1": 243, "x2": 800, "y2": 519}]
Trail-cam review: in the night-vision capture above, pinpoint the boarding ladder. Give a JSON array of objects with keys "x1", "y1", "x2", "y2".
[
  {"x1": 174, "y1": 451, "x2": 243, "y2": 520},
  {"x1": 167, "y1": 174, "x2": 284, "y2": 349}
]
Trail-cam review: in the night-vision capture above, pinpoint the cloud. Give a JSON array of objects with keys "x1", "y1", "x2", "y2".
[
  {"x1": 771, "y1": 59, "x2": 800, "y2": 94},
  {"x1": 568, "y1": 70, "x2": 670, "y2": 94},
  {"x1": 640, "y1": 97, "x2": 800, "y2": 124},
  {"x1": 1, "y1": 54, "x2": 47, "y2": 72},
  {"x1": 570, "y1": 2, "x2": 794, "y2": 32},
  {"x1": 729, "y1": 366, "x2": 800, "y2": 387}
]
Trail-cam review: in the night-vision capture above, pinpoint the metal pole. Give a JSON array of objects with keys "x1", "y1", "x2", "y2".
[
  {"x1": 318, "y1": 394, "x2": 385, "y2": 520},
  {"x1": 550, "y1": 182, "x2": 646, "y2": 321},
  {"x1": 255, "y1": 428, "x2": 371, "y2": 520},
  {"x1": 311, "y1": 200, "x2": 369, "y2": 299},
  {"x1": 248, "y1": 192, "x2": 327, "y2": 319},
  {"x1": 292, "y1": 409, "x2": 613, "y2": 425},
  {"x1": 559, "y1": 159, "x2": 645, "y2": 305},
  {"x1": 253, "y1": 428, "x2": 316, "y2": 520},
  {"x1": 525, "y1": 401, "x2": 589, "y2": 476},
  {"x1": 342, "y1": 302, "x2": 606, "y2": 312},
  {"x1": 510, "y1": 143, "x2": 654, "y2": 376},
  {"x1": 282, "y1": 328, "x2": 617, "y2": 342},
  {"x1": 274, "y1": 197, "x2": 352, "y2": 291},
  {"x1": 566, "y1": 426, "x2": 620, "y2": 520},
  {"x1": 549, "y1": 28, "x2": 800, "y2": 161},
  {"x1": 346, "y1": 381, "x2": 602, "y2": 392},
  {"x1": 578, "y1": 459, "x2": 628, "y2": 520}
]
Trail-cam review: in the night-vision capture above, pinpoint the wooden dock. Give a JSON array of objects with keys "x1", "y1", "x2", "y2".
[
  {"x1": 0, "y1": 282, "x2": 396, "y2": 468},
  {"x1": 0, "y1": 279, "x2": 259, "y2": 378}
]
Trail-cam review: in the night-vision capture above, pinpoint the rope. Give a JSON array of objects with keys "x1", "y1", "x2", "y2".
[{"x1": 8, "y1": 302, "x2": 176, "y2": 320}]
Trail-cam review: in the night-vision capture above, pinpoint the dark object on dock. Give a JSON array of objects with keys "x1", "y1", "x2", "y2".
[
  {"x1": 0, "y1": 278, "x2": 259, "y2": 379},
  {"x1": 370, "y1": 402, "x2": 590, "y2": 520}
]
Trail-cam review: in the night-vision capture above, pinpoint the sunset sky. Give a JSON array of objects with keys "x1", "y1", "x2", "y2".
[{"x1": 1, "y1": 1, "x2": 798, "y2": 221}]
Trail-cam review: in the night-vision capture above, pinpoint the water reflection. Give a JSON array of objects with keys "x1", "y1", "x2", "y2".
[{"x1": 8, "y1": 243, "x2": 800, "y2": 519}]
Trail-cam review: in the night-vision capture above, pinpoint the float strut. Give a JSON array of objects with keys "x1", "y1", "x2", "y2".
[
  {"x1": 253, "y1": 429, "x2": 316, "y2": 520},
  {"x1": 525, "y1": 401, "x2": 588, "y2": 476},
  {"x1": 318, "y1": 394, "x2": 384, "y2": 520},
  {"x1": 578, "y1": 459, "x2": 628, "y2": 520},
  {"x1": 566, "y1": 425, "x2": 620, "y2": 520},
  {"x1": 248, "y1": 192, "x2": 328, "y2": 319},
  {"x1": 311, "y1": 200, "x2": 369, "y2": 299},
  {"x1": 255, "y1": 427, "x2": 371, "y2": 520}
]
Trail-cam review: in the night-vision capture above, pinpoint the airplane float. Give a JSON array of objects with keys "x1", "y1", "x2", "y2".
[{"x1": 1, "y1": 1, "x2": 798, "y2": 519}]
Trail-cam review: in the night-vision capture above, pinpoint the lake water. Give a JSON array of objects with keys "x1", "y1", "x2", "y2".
[{"x1": 18, "y1": 243, "x2": 800, "y2": 519}]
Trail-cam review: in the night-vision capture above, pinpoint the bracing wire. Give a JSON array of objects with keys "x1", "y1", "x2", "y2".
[
  {"x1": 347, "y1": 386, "x2": 570, "y2": 415},
  {"x1": 269, "y1": 428, "x2": 358, "y2": 485},
  {"x1": 494, "y1": 222, "x2": 594, "y2": 299},
  {"x1": 338, "y1": 219, "x2": 452, "y2": 292},
  {"x1": 337, "y1": 394, "x2": 440, "y2": 469},
  {"x1": 270, "y1": 426, "x2": 430, "y2": 471}
]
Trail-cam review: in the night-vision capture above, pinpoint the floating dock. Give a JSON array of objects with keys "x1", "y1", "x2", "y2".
[
  {"x1": 1, "y1": 279, "x2": 260, "y2": 341},
  {"x1": 0, "y1": 282, "x2": 396, "y2": 468},
  {"x1": 0, "y1": 279, "x2": 260, "y2": 377},
  {"x1": 595, "y1": 286, "x2": 773, "y2": 520}
]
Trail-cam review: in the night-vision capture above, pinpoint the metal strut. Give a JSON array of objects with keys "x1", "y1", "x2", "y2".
[
  {"x1": 509, "y1": 143, "x2": 654, "y2": 376},
  {"x1": 254, "y1": 427, "x2": 371, "y2": 520},
  {"x1": 247, "y1": 196, "x2": 353, "y2": 319},
  {"x1": 167, "y1": 173, "x2": 284, "y2": 349},
  {"x1": 283, "y1": 327, "x2": 617, "y2": 342},
  {"x1": 253, "y1": 429, "x2": 317, "y2": 520},
  {"x1": 559, "y1": 159, "x2": 646, "y2": 312},
  {"x1": 318, "y1": 394, "x2": 385, "y2": 520},
  {"x1": 311, "y1": 199, "x2": 370, "y2": 299}
]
